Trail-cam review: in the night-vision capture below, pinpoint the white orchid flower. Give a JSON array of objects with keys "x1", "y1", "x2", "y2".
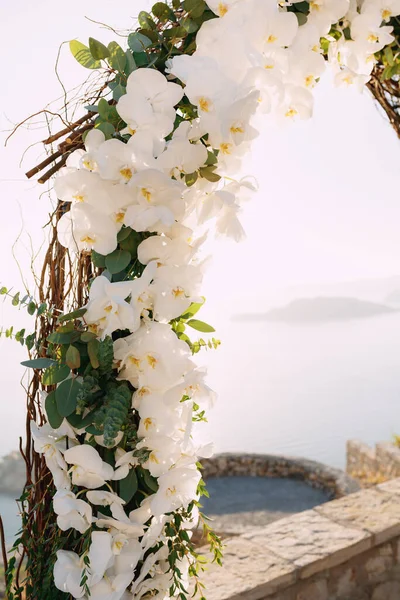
[
  {"x1": 53, "y1": 490, "x2": 92, "y2": 533},
  {"x1": 150, "y1": 264, "x2": 203, "y2": 322},
  {"x1": 86, "y1": 490, "x2": 127, "y2": 523},
  {"x1": 137, "y1": 234, "x2": 194, "y2": 267},
  {"x1": 54, "y1": 550, "x2": 85, "y2": 598},
  {"x1": 125, "y1": 68, "x2": 184, "y2": 121},
  {"x1": 351, "y1": 12, "x2": 394, "y2": 53},
  {"x1": 64, "y1": 444, "x2": 114, "y2": 489},
  {"x1": 57, "y1": 202, "x2": 120, "y2": 256},
  {"x1": 88, "y1": 572, "x2": 133, "y2": 600},
  {"x1": 362, "y1": 0, "x2": 400, "y2": 21},
  {"x1": 30, "y1": 422, "x2": 73, "y2": 490},
  {"x1": 136, "y1": 434, "x2": 182, "y2": 478},
  {"x1": 150, "y1": 467, "x2": 201, "y2": 516},
  {"x1": 135, "y1": 392, "x2": 183, "y2": 437},
  {"x1": 84, "y1": 265, "x2": 157, "y2": 339},
  {"x1": 113, "y1": 322, "x2": 194, "y2": 391}
]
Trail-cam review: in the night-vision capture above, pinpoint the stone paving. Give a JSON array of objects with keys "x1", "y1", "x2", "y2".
[{"x1": 201, "y1": 478, "x2": 400, "y2": 600}]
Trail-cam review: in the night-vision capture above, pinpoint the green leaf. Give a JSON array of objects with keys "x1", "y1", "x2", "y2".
[
  {"x1": 89, "y1": 37, "x2": 110, "y2": 60},
  {"x1": 37, "y1": 302, "x2": 47, "y2": 316},
  {"x1": 163, "y1": 26, "x2": 187, "y2": 39},
  {"x1": 181, "y1": 18, "x2": 199, "y2": 33},
  {"x1": 45, "y1": 391, "x2": 64, "y2": 429},
  {"x1": 128, "y1": 32, "x2": 152, "y2": 52},
  {"x1": 97, "y1": 337, "x2": 114, "y2": 373},
  {"x1": 186, "y1": 319, "x2": 215, "y2": 333},
  {"x1": 27, "y1": 301, "x2": 37, "y2": 315},
  {"x1": 42, "y1": 364, "x2": 70, "y2": 385},
  {"x1": 385, "y1": 45, "x2": 395, "y2": 67},
  {"x1": 48, "y1": 330, "x2": 80, "y2": 345},
  {"x1": 105, "y1": 249, "x2": 132, "y2": 274},
  {"x1": 66, "y1": 345, "x2": 81, "y2": 370},
  {"x1": 117, "y1": 227, "x2": 133, "y2": 242},
  {"x1": 58, "y1": 307, "x2": 87, "y2": 323},
  {"x1": 69, "y1": 40, "x2": 101, "y2": 69},
  {"x1": 138, "y1": 11, "x2": 157, "y2": 30},
  {"x1": 98, "y1": 98, "x2": 112, "y2": 121},
  {"x1": 12, "y1": 293, "x2": 20, "y2": 306},
  {"x1": 21, "y1": 358, "x2": 57, "y2": 369},
  {"x1": 80, "y1": 331, "x2": 97, "y2": 343},
  {"x1": 91, "y1": 251, "x2": 106, "y2": 269},
  {"x1": 181, "y1": 300, "x2": 204, "y2": 320},
  {"x1": 25, "y1": 334, "x2": 35, "y2": 351},
  {"x1": 107, "y1": 41, "x2": 127, "y2": 73},
  {"x1": 56, "y1": 378, "x2": 82, "y2": 417},
  {"x1": 199, "y1": 166, "x2": 221, "y2": 182},
  {"x1": 185, "y1": 172, "x2": 198, "y2": 187},
  {"x1": 112, "y1": 83, "x2": 126, "y2": 102},
  {"x1": 119, "y1": 469, "x2": 138, "y2": 503},
  {"x1": 94, "y1": 120, "x2": 115, "y2": 140},
  {"x1": 183, "y1": 0, "x2": 206, "y2": 17},
  {"x1": 125, "y1": 50, "x2": 137, "y2": 76},
  {"x1": 88, "y1": 339, "x2": 100, "y2": 369},
  {"x1": 141, "y1": 468, "x2": 159, "y2": 493},
  {"x1": 119, "y1": 231, "x2": 141, "y2": 257},
  {"x1": 0, "y1": 287, "x2": 7, "y2": 295},
  {"x1": 152, "y1": 2, "x2": 176, "y2": 22}
]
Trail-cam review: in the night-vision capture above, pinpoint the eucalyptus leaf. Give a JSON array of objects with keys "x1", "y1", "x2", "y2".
[
  {"x1": 89, "y1": 37, "x2": 110, "y2": 60},
  {"x1": 186, "y1": 319, "x2": 215, "y2": 333},
  {"x1": 56, "y1": 378, "x2": 82, "y2": 417},
  {"x1": 45, "y1": 391, "x2": 64, "y2": 429},
  {"x1": 70, "y1": 40, "x2": 101, "y2": 69},
  {"x1": 108, "y1": 41, "x2": 127, "y2": 72},
  {"x1": 42, "y1": 364, "x2": 70, "y2": 385},
  {"x1": 21, "y1": 358, "x2": 57, "y2": 369},
  {"x1": 128, "y1": 32, "x2": 152, "y2": 52},
  {"x1": 58, "y1": 307, "x2": 87, "y2": 323},
  {"x1": 119, "y1": 469, "x2": 138, "y2": 503},
  {"x1": 66, "y1": 345, "x2": 81, "y2": 370},
  {"x1": 105, "y1": 249, "x2": 132, "y2": 274}
]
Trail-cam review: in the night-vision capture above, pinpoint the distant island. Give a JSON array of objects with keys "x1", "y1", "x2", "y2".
[
  {"x1": 385, "y1": 289, "x2": 400, "y2": 306},
  {"x1": 233, "y1": 297, "x2": 399, "y2": 323}
]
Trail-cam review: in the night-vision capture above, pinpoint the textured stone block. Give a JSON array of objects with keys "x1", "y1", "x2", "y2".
[
  {"x1": 317, "y1": 489, "x2": 400, "y2": 545},
  {"x1": 371, "y1": 581, "x2": 400, "y2": 600},
  {"x1": 243, "y1": 509, "x2": 370, "y2": 579},
  {"x1": 295, "y1": 580, "x2": 328, "y2": 600},
  {"x1": 200, "y1": 537, "x2": 296, "y2": 600}
]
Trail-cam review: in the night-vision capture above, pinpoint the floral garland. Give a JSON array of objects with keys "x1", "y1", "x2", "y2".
[{"x1": 17, "y1": 0, "x2": 400, "y2": 599}]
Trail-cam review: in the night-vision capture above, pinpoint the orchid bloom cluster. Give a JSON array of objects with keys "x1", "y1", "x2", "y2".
[{"x1": 28, "y1": 1, "x2": 400, "y2": 599}]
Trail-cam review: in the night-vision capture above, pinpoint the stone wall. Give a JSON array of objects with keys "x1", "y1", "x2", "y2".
[
  {"x1": 347, "y1": 440, "x2": 400, "y2": 484},
  {"x1": 202, "y1": 478, "x2": 400, "y2": 600},
  {"x1": 202, "y1": 453, "x2": 360, "y2": 499}
]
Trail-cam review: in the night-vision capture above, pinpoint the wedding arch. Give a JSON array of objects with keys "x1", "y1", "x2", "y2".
[{"x1": 4, "y1": 0, "x2": 400, "y2": 598}]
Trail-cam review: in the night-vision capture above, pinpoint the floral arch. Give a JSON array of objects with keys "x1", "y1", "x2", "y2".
[{"x1": 4, "y1": 0, "x2": 400, "y2": 598}]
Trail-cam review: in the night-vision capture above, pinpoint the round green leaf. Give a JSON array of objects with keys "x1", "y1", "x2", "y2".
[
  {"x1": 45, "y1": 391, "x2": 64, "y2": 429},
  {"x1": 105, "y1": 249, "x2": 132, "y2": 275},
  {"x1": 69, "y1": 40, "x2": 101, "y2": 70},
  {"x1": 128, "y1": 32, "x2": 152, "y2": 52},
  {"x1": 89, "y1": 37, "x2": 110, "y2": 60},
  {"x1": 119, "y1": 469, "x2": 138, "y2": 504},
  {"x1": 107, "y1": 41, "x2": 127, "y2": 73},
  {"x1": 42, "y1": 364, "x2": 70, "y2": 385},
  {"x1": 56, "y1": 378, "x2": 82, "y2": 417}
]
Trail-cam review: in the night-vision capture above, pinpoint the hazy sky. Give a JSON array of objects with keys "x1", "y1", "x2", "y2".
[{"x1": 1, "y1": 0, "x2": 400, "y2": 458}]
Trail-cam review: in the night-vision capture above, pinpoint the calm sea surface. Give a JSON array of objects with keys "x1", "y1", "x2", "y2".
[
  {"x1": 201, "y1": 311, "x2": 400, "y2": 469},
  {"x1": 0, "y1": 494, "x2": 20, "y2": 544}
]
